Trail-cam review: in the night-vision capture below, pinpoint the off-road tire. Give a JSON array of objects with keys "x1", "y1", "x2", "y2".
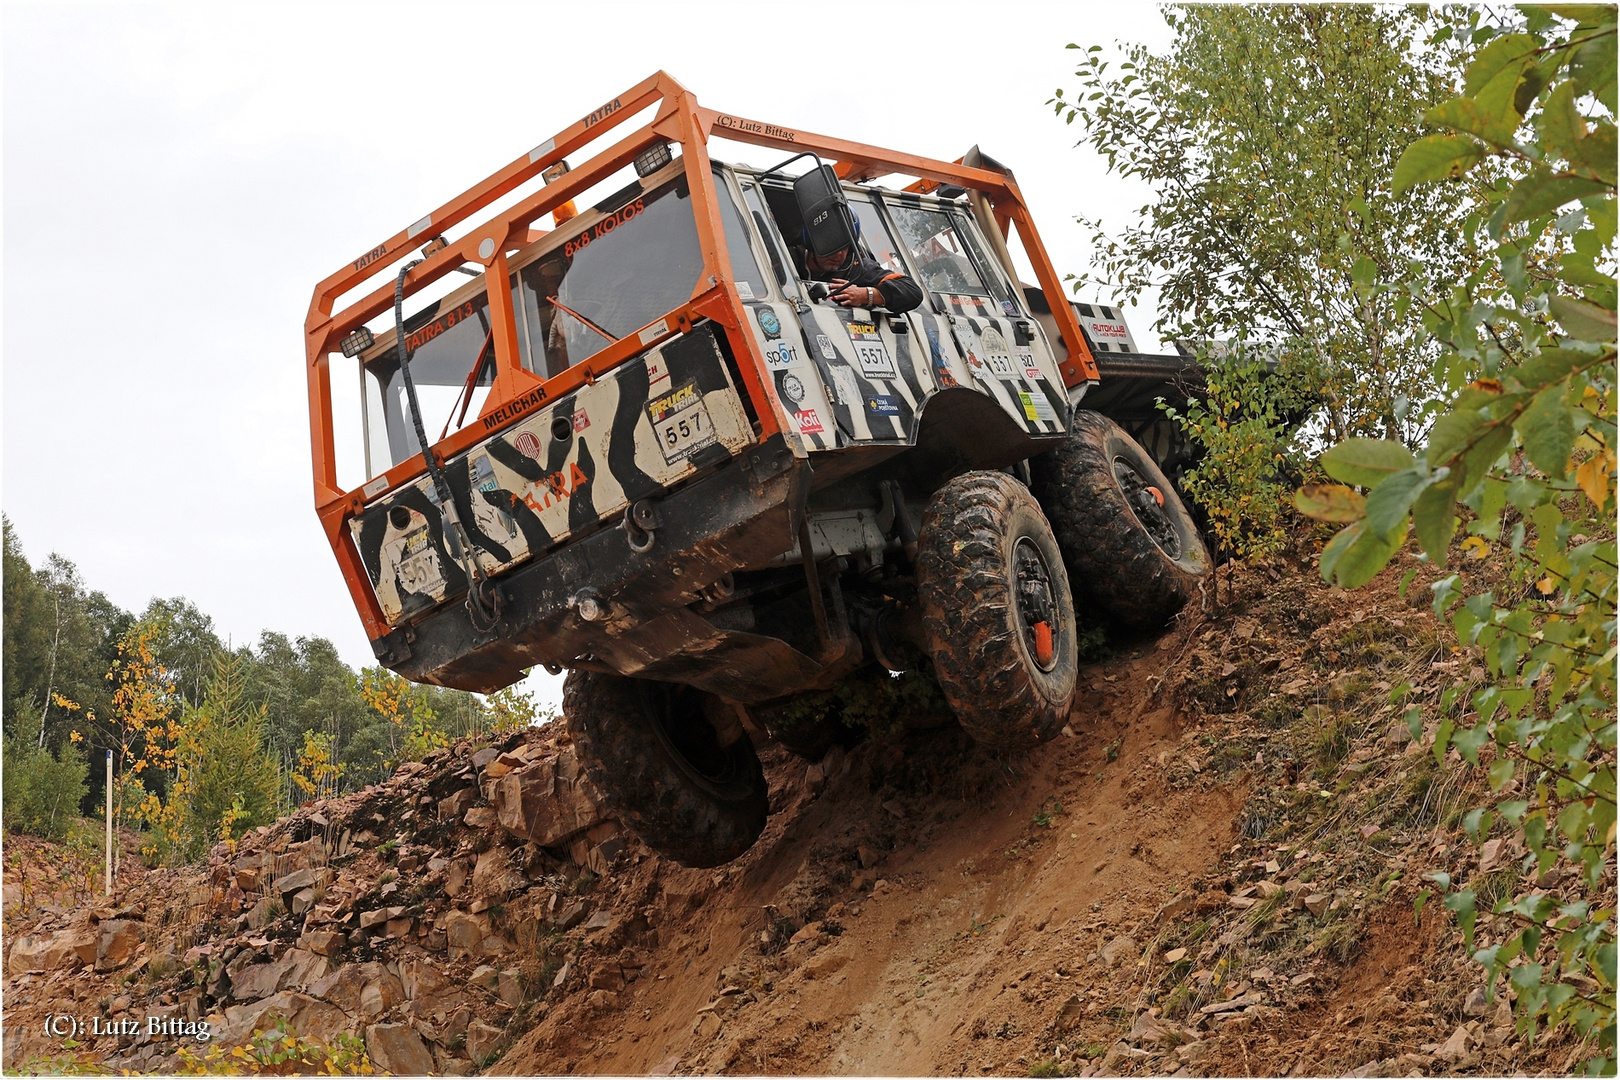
[
  {"x1": 1030, "y1": 410, "x2": 1209, "y2": 631},
  {"x1": 917, "y1": 471, "x2": 1078, "y2": 749},
  {"x1": 564, "y1": 670, "x2": 767, "y2": 868}
]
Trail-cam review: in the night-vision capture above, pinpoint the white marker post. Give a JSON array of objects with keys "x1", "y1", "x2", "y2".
[{"x1": 105, "y1": 750, "x2": 113, "y2": 897}]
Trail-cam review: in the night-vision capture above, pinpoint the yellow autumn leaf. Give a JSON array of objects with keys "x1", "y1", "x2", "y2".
[
  {"x1": 69, "y1": 730, "x2": 82, "y2": 743},
  {"x1": 1536, "y1": 576, "x2": 1558, "y2": 595},
  {"x1": 1575, "y1": 451, "x2": 1615, "y2": 509},
  {"x1": 1461, "y1": 535, "x2": 1491, "y2": 560}
]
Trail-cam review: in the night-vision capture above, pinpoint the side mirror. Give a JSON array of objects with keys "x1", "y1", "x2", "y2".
[
  {"x1": 806, "y1": 281, "x2": 831, "y2": 303},
  {"x1": 793, "y1": 165, "x2": 857, "y2": 259}
]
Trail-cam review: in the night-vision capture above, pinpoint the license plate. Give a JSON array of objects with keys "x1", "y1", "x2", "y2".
[
  {"x1": 847, "y1": 321, "x2": 898, "y2": 379},
  {"x1": 647, "y1": 382, "x2": 718, "y2": 464}
]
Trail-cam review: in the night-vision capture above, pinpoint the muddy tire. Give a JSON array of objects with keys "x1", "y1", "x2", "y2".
[
  {"x1": 564, "y1": 670, "x2": 767, "y2": 868},
  {"x1": 917, "y1": 471, "x2": 1078, "y2": 749},
  {"x1": 1029, "y1": 410, "x2": 1209, "y2": 631}
]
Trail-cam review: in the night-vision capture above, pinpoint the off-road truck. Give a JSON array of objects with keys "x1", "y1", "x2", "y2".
[{"x1": 304, "y1": 73, "x2": 1209, "y2": 867}]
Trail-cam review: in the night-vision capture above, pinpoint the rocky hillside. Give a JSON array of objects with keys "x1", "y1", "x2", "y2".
[{"x1": 2, "y1": 540, "x2": 1607, "y2": 1076}]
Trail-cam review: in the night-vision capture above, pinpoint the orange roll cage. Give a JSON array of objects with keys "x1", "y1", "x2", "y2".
[{"x1": 304, "y1": 71, "x2": 1099, "y2": 642}]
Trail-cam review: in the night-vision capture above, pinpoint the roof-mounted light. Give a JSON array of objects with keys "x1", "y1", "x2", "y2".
[
  {"x1": 634, "y1": 142, "x2": 674, "y2": 178},
  {"x1": 340, "y1": 327, "x2": 375, "y2": 358},
  {"x1": 420, "y1": 235, "x2": 448, "y2": 259}
]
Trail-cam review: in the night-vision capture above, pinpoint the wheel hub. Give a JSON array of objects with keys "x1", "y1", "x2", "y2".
[
  {"x1": 1112, "y1": 456, "x2": 1182, "y2": 558},
  {"x1": 1013, "y1": 537, "x2": 1060, "y2": 672}
]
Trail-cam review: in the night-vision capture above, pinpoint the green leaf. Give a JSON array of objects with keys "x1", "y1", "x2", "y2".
[
  {"x1": 1322, "y1": 438, "x2": 1417, "y2": 488},
  {"x1": 1415, "y1": 887, "x2": 1432, "y2": 923},
  {"x1": 1453, "y1": 723, "x2": 1491, "y2": 765},
  {"x1": 1445, "y1": 887, "x2": 1479, "y2": 949},
  {"x1": 1464, "y1": 34, "x2": 1540, "y2": 98},
  {"x1": 1425, "y1": 410, "x2": 1487, "y2": 471},
  {"x1": 1516, "y1": 378, "x2": 1576, "y2": 477},
  {"x1": 1412, "y1": 472, "x2": 1461, "y2": 561},
  {"x1": 1505, "y1": 171, "x2": 1612, "y2": 224},
  {"x1": 1505, "y1": 347, "x2": 1592, "y2": 392},
  {"x1": 1365, "y1": 466, "x2": 1434, "y2": 541},
  {"x1": 1392, "y1": 134, "x2": 1488, "y2": 194},
  {"x1": 1538, "y1": 81, "x2": 1587, "y2": 158},
  {"x1": 1320, "y1": 518, "x2": 1408, "y2": 589},
  {"x1": 1572, "y1": 33, "x2": 1618, "y2": 114},
  {"x1": 1295, "y1": 483, "x2": 1367, "y2": 523},
  {"x1": 1549, "y1": 294, "x2": 1617, "y2": 342}
]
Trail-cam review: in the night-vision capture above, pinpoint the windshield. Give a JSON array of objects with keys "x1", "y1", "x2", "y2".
[{"x1": 517, "y1": 172, "x2": 703, "y2": 378}]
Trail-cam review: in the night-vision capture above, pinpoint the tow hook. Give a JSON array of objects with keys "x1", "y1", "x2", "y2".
[{"x1": 625, "y1": 498, "x2": 660, "y2": 553}]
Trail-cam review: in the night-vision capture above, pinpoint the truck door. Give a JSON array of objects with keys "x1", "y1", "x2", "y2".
[{"x1": 884, "y1": 200, "x2": 1069, "y2": 435}]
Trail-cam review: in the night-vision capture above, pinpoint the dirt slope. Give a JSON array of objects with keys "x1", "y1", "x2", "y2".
[{"x1": 3, "y1": 543, "x2": 1603, "y2": 1077}]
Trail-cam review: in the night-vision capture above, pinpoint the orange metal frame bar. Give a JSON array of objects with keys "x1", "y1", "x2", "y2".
[{"x1": 306, "y1": 71, "x2": 1099, "y2": 640}]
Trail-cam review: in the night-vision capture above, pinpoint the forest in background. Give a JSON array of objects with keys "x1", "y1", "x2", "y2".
[{"x1": 2, "y1": 515, "x2": 545, "y2": 862}]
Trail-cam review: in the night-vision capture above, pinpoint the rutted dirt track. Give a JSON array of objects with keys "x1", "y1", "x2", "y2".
[{"x1": 505, "y1": 652, "x2": 1241, "y2": 1076}]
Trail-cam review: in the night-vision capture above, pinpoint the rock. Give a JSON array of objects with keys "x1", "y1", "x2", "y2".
[
  {"x1": 444, "y1": 911, "x2": 493, "y2": 958},
  {"x1": 1130, "y1": 1011, "x2": 1179, "y2": 1047},
  {"x1": 402, "y1": 958, "x2": 467, "y2": 1018},
  {"x1": 1176, "y1": 1041, "x2": 1212, "y2": 1066},
  {"x1": 466, "y1": 1019, "x2": 506, "y2": 1065},
  {"x1": 220, "y1": 991, "x2": 350, "y2": 1047},
  {"x1": 1155, "y1": 894, "x2": 1195, "y2": 924},
  {"x1": 789, "y1": 923, "x2": 821, "y2": 946},
  {"x1": 1435, "y1": 1025, "x2": 1473, "y2": 1061},
  {"x1": 470, "y1": 965, "x2": 499, "y2": 989},
  {"x1": 1303, "y1": 893, "x2": 1330, "y2": 917},
  {"x1": 472, "y1": 849, "x2": 515, "y2": 897},
  {"x1": 857, "y1": 845, "x2": 883, "y2": 869},
  {"x1": 498, "y1": 967, "x2": 524, "y2": 1006},
  {"x1": 1464, "y1": 987, "x2": 1490, "y2": 1017},
  {"x1": 291, "y1": 888, "x2": 317, "y2": 915},
  {"x1": 366, "y1": 1022, "x2": 435, "y2": 1076},
  {"x1": 445, "y1": 860, "x2": 470, "y2": 898},
  {"x1": 246, "y1": 896, "x2": 278, "y2": 929},
  {"x1": 230, "y1": 949, "x2": 329, "y2": 1001},
  {"x1": 552, "y1": 961, "x2": 571, "y2": 989},
  {"x1": 235, "y1": 868, "x2": 260, "y2": 892},
  {"x1": 1255, "y1": 881, "x2": 1283, "y2": 899},
  {"x1": 587, "y1": 839, "x2": 625, "y2": 876},
  {"x1": 1199, "y1": 992, "x2": 1266, "y2": 1015},
  {"x1": 300, "y1": 931, "x2": 345, "y2": 957},
  {"x1": 1163, "y1": 947, "x2": 1188, "y2": 964},
  {"x1": 694, "y1": 1011, "x2": 724, "y2": 1039},
  {"x1": 359, "y1": 972, "x2": 404, "y2": 1018},
  {"x1": 359, "y1": 906, "x2": 404, "y2": 930},
  {"x1": 95, "y1": 920, "x2": 144, "y2": 972},
  {"x1": 554, "y1": 900, "x2": 590, "y2": 931},
  {"x1": 1059, "y1": 994, "x2": 1084, "y2": 1026},
  {"x1": 588, "y1": 988, "x2": 619, "y2": 1009},
  {"x1": 589, "y1": 967, "x2": 625, "y2": 991},
  {"x1": 439, "y1": 788, "x2": 477, "y2": 819},
  {"x1": 8, "y1": 933, "x2": 69, "y2": 975},
  {"x1": 1100, "y1": 936, "x2": 1139, "y2": 969},
  {"x1": 584, "y1": 909, "x2": 614, "y2": 931},
  {"x1": 471, "y1": 747, "x2": 500, "y2": 770},
  {"x1": 385, "y1": 917, "x2": 413, "y2": 938},
  {"x1": 490, "y1": 748, "x2": 605, "y2": 846},
  {"x1": 464, "y1": 807, "x2": 497, "y2": 829},
  {"x1": 806, "y1": 762, "x2": 826, "y2": 791},
  {"x1": 310, "y1": 963, "x2": 378, "y2": 1015},
  {"x1": 273, "y1": 868, "x2": 315, "y2": 895}
]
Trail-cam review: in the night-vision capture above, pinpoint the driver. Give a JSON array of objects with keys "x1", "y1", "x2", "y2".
[{"x1": 801, "y1": 220, "x2": 923, "y2": 314}]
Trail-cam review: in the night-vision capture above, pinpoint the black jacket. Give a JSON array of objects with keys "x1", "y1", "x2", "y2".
[{"x1": 811, "y1": 247, "x2": 924, "y2": 314}]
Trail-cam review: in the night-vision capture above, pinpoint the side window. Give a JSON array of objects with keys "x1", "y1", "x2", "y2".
[
  {"x1": 887, "y1": 204, "x2": 990, "y2": 296},
  {"x1": 848, "y1": 198, "x2": 908, "y2": 277},
  {"x1": 740, "y1": 183, "x2": 790, "y2": 288},
  {"x1": 714, "y1": 170, "x2": 768, "y2": 302}
]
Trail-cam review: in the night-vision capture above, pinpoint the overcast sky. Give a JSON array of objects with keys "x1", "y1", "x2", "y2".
[{"x1": 2, "y1": 1, "x2": 1174, "y2": 710}]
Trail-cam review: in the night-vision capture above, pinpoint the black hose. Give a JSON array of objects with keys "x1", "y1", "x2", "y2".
[{"x1": 393, "y1": 262, "x2": 501, "y2": 632}]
